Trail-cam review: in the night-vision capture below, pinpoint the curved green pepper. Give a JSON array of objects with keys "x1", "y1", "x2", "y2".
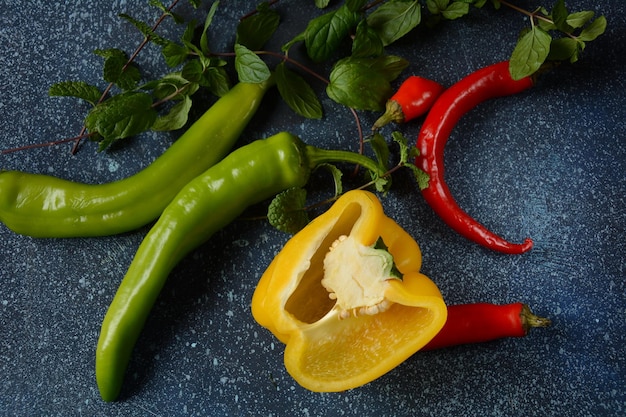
[
  {"x1": 0, "y1": 80, "x2": 272, "y2": 238},
  {"x1": 96, "y1": 131, "x2": 384, "y2": 401}
]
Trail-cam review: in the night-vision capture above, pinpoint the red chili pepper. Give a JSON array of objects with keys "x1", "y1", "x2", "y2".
[
  {"x1": 372, "y1": 76, "x2": 445, "y2": 130},
  {"x1": 415, "y1": 61, "x2": 534, "y2": 254},
  {"x1": 422, "y1": 302, "x2": 551, "y2": 351}
]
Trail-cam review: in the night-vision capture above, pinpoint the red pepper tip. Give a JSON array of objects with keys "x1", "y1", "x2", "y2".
[{"x1": 519, "y1": 237, "x2": 534, "y2": 253}]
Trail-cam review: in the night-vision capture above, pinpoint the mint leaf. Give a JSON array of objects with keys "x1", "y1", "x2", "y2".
[
  {"x1": 326, "y1": 58, "x2": 392, "y2": 111},
  {"x1": 442, "y1": 1, "x2": 469, "y2": 20},
  {"x1": 275, "y1": 63, "x2": 323, "y2": 119},
  {"x1": 391, "y1": 131, "x2": 410, "y2": 164},
  {"x1": 152, "y1": 95, "x2": 192, "y2": 131},
  {"x1": 551, "y1": 0, "x2": 573, "y2": 33},
  {"x1": 148, "y1": 0, "x2": 184, "y2": 23},
  {"x1": 352, "y1": 20, "x2": 384, "y2": 58},
  {"x1": 49, "y1": 81, "x2": 102, "y2": 106},
  {"x1": 369, "y1": 132, "x2": 390, "y2": 172},
  {"x1": 391, "y1": 131, "x2": 429, "y2": 190},
  {"x1": 119, "y1": 13, "x2": 168, "y2": 46},
  {"x1": 94, "y1": 48, "x2": 141, "y2": 90},
  {"x1": 509, "y1": 26, "x2": 552, "y2": 80},
  {"x1": 406, "y1": 163, "x2": 430, "y2": 190},
  {"x1": 144, "y1": 72, "x2": 198, "y2": 101},
  {"x1": 547, "y1": 37, "x2": 580, "y2": 62},
  {"x1": 200, "y1": 1, "x2": 220, "y2": 55},
  {"x1": 318, "y1": 163, "x2": 343, "y2": 197},
  {"x1": 85, "y1": 92, "x2": 157, "y2": 145},
  {"x1": 427, "y1": 0, "x2": 449, "y2": 15},
  {"x1": 234, "y1": 44, "x2": 271, "y2": 83},
  {"x1": 304, "y1": 5, "x2": 360, "y2": 62},
  {"x1": 367, "y1": 0, "x2": 421, "y2": 46},
  {"x1": 201, "y1": 66, "x2": 231, "y2": 97},
  {"x1": 566, "y1": 11, "x2": 594, "y2": 29},
  {"x1": 346, "y1": 0, "x2": 367, "y2": 12},
  {"x1": 579, "y1": 15, "x2": 607, "y2": 42},
  {"x1": 363, "y1": 55, "x2": 409, "y2": 82},
  {"x1": 236, "y1": 3, "x2": 280, "y2": 51},
  {"x1": 162, "y1": 41, "x2": 190, "y2": 67},
  {"x1": 267, "y1": 187, "x2": 310, "y2": 234}
]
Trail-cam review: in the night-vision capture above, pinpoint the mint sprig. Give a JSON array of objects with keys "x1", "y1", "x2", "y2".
[{"x1": 40, "y1": 0, "x2": 606, "y2": 156}]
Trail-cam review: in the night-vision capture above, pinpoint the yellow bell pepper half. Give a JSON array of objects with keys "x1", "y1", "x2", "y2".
[{"x1": 251, "y1": 190, "x2": 447, "y2": 392}]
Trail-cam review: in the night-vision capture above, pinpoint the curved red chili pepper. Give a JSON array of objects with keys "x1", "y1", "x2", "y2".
[
  {"x1": 415, "y1": 61, "x2": 534, "y2": 254},
  {"x1": 422, "y1": 302, "x2": 551, "y2": 351}
]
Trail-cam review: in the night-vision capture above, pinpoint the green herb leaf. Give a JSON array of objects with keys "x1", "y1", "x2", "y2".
[
  {"x1": 162, "y1": 41, "x2": 190, "y2": 67},
  {"x1": 318, "y1": 163, "x2": 344, "y2": 197},
  {"x1": 326, "y1": 57, "x2": 396, "y2": 110},
  {"x1": 391, "y1": 131, "x2": 429, "y2": 190},
  {"x1": 352, "y1": 20, "x2": 385, "y2": 58},
  {"x1": 200, "y1": 1, "x2": 220, "y2": 56},
  {"x1": 149, "y1": 0, "x2": 185, "y2": 23},
  {"x1": 509, "y1": 26, "x2": 552, "y2": 80},
  {"x1": 547, "y1": 37, "x2": 580, "y2": 62},
  {"x1": 346, "y1": 0, "x2": 367, "y2": 12},
  {"x1": 566, "y1": 11, "x2": 594, "y2": 29},
  {"x1": 267, "y1": 187, "x2": 310, "y2": 234},
  {"x1": 94, "y1": 48, "x2": 141, "y2": 90},
  {"x1": 315, "y1": 0, "x2": 331, "y2": 8},
  {"x1": 367, "y1": 0, "x2": 421, "y2": 46},
  {"x1": 234, "y1": 44, "x2": 271, "y2": 83},
  {"x1": 201, "y1": 67, "x2": 231, "y2": 97},
  {"x1": 372, "y1": 176, "x2": 390, "y2": 193},
  {"x1": 405, "y1": 163, "x2": 430, "y2": 190},
  {"x1": 304, "y1": 5, "x2": 360, "y2": 62},
  {"x1": 236, "y1": 2, "x2": 280, "y2": 51},
  {"x1": 48, "y1": 81, "x2": 102, "y2": 106},
  {"x1": 391, "y1": 130, "x2": 410, "y2": 164},
  {"x1": 85, "y1": 92, "x2": 157, "y2": 145},
  {"x1": 143, "y1": 72, "x2": 199, "y2": 101},
  {"x1": 426, "y1": 0, "x2": 448, "y2": 15},
  {"x1": 275, "y1": 62, "x2": 323, "y2": 119},
  {"x1": 442, "y1": 1, "x2": 469, "y2": 20},
  {"x1": 152, "y1": 95, "x2": 192, "y2": 131},
  {"x1": 119, "y1": 13, "x2": 169, "y2": 46},
  {"x1": 551, "y1": 0, "x2": 573, "y2": 34},
  {"x1": 369, "y1": 132, "x2": 390, "y2": 172},
  {"x1": 363, "y1": 55, "x2": 409, "y2": 82},
  {"x1": 579, "y1": 15, "x2": 607, "y2": 42}
]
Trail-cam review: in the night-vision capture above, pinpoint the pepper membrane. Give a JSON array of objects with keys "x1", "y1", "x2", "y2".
[{"x1": 252, "y1": 190, "x2": 447, "y2": 392}]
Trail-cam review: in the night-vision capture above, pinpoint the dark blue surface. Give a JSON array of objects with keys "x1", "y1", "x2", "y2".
[{"x1": 1, "y1": 1, "x2": 624, "y2": 416}]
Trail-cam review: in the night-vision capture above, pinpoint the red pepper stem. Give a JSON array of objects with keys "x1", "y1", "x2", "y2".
[
  {"x1": 520, "y1": 303, "x2": 552, "y2": 332},
  {"x1": 372, "y1": 100, "x2": 404, "y2": 130}
]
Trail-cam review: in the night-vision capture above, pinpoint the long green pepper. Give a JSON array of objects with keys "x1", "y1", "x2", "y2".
[
  {"x1": 0, "y1": 80, "x2": 272, "y2": 238},
  {"x1": 95, "y1": 131, "x2": 384, "y2": 401}
]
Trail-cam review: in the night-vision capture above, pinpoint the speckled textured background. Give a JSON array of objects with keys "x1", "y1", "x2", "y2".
[{"x1": 1, "y1": 1, "x2": 624, "y2": 416}]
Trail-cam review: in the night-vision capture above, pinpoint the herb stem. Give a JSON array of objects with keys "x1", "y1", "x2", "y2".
[
  {"x1": 1, "y1": 133, "x2": 96, "y2": 155},
  {"x1": 70, "y1": 0, "x2": 182, "y2": 154},
  {"x1": 498, "y1": 0, "x2": 554, "y2": 27}
]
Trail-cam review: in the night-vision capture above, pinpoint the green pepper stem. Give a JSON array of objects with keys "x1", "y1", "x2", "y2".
[{"x1": 305, "y1": 145, "x2": 385, "y2": 179}]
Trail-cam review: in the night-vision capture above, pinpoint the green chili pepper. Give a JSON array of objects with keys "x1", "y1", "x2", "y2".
[
  {"x1": 95, "y1": 131, "x2": 384, "y2": 401},
  {"x1": 0, "y1": 80, "x2": 272, "y2": 238}
]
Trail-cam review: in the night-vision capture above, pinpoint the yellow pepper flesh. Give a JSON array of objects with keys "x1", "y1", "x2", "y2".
[{"x1": 251, "y1": 190, "x2": 447, "y2": 392}]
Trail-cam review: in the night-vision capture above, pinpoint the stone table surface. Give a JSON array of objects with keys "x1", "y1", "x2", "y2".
[{"x1": 1, "y1": 1, "x2": 624, "y2": 416}]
